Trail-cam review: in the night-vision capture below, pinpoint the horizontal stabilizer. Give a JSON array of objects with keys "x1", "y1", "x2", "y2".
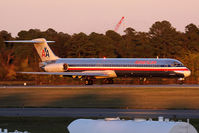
[
  {"x1": 5, "y1": 40, "x2": 55, "y2": 44},
  {"x1": 5, "y1": 38, "x2": 58, "y2": 61}
]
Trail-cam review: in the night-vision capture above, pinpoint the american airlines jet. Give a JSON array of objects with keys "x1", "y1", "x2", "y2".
[{"x1": 6, "y1": 38, "x2": 191, "y2": 85}]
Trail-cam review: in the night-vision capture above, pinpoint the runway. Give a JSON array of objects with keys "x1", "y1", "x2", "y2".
[
  {"x1": 1, "y1": 84, "x2": 199, "y2": 88},
  {"x1": 0, "y1": 84, "x2": 199, "y2": 118},
  {"x1": 0, "y1": 108, "x2": 198, "y2": 119},
  {"x1": 0, "y1": 84, "x2": 199, "y2": 109}
]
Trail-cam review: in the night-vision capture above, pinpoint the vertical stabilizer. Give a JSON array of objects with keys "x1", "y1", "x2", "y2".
[{"x1": 33, "y1": 38, "x2": 59, "y2": 61}]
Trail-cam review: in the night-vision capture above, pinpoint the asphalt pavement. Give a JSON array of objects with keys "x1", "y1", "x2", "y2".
[
  {"x1": 0, "y1": 108, "x2": 198, "y2": 118},
  {"x1": 0, "y1": 84, "x2": 199, "y2": 118},
  {"x1": 1, "y1": 84, "x2": 199, "y2": 88}
]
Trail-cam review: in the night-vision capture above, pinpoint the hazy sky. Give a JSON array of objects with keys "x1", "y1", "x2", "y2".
[{"x1": 0, "y1": 0, "x2": 199, "y2": 36}]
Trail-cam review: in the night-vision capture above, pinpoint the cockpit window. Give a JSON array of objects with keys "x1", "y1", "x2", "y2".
[{"x1": 172, "y1": 61, "x2": 183, "y2": 67}]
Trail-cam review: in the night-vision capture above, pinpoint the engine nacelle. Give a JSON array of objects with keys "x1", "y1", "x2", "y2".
[{"x1": 43, "y1": 63, "x2": 68, "y2": 72}]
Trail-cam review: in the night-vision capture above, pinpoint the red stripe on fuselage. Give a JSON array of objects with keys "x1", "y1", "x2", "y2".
[{"x1": 68, "y1": 67, "x2": 189, "y2": 71}]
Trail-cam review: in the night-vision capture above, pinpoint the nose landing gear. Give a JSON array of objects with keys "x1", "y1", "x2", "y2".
[{"x1": 178, "y1": 78, "x2": 185, "y2": 85}]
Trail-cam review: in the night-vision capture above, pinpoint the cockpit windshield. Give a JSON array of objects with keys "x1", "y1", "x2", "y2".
[{"x1": 171, "y1": 61, "x2": 184, "y2": 67}]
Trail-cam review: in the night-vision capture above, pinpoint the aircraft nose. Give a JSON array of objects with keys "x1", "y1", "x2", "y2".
[{"x1": 184, "y1": 68, "x2": 191, "y2": 77}]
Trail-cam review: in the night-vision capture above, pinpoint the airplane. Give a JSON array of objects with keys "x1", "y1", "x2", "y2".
[{"x1": 5, "y1": 38, "x2": 191, "y2": 85}]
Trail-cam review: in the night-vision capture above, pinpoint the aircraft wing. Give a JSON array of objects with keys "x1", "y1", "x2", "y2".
[{"x1": 17, "y1": 72, "x2": 108, "y2": 77}]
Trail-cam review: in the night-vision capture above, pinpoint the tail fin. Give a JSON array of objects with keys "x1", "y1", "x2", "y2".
[
  {"x1": 33, "y1": 38, "x2": 59, "y2": 61},
  {"x1": 5, "y1": 38, "x2": 59, "y2": 61}
]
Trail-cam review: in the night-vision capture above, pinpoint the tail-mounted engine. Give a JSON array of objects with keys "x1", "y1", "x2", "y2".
[{"x1": 42, "y1": 63, "x2": 69, "y2": 72}]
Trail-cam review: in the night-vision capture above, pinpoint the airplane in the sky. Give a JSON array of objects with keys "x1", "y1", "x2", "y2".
[{"x1": 6, "y1": 38, "x2": 191, "y2": 85}]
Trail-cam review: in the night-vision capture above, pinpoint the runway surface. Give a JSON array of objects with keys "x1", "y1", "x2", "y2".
[
  {"x1": 1, "y1": 84, "x2": 199, "y2": 88},
  {"x1": 0, "y1": 108, "x2": 198, "y2": 118},
  {"x1": 0, "y1": 84, "x2": 199, "y2": 118}
]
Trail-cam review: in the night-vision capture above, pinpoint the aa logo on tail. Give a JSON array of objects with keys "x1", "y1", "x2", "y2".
[{"x1": 42, "y1": 47, "x2": 50, "y2": 57}]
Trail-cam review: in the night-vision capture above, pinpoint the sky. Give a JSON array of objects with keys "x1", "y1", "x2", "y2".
[{"x1": 0, "y1": 0, "x2": 199, "y2": 36}]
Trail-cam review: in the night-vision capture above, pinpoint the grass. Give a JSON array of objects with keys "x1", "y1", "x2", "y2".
[{"x1": 0, "y1": 86, "x2": 199, "y2": 109}]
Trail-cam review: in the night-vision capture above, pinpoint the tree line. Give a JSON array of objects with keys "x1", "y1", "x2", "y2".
[{"x1": 0, "y1": 20, "x2": 199, "y2": 83}]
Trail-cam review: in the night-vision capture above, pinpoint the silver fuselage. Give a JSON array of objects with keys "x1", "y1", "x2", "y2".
[{"x1": 42, "y1": 58, "x2": 191, "y2": 78}]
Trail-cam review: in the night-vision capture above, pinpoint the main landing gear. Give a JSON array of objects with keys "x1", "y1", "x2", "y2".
[
  {"x1": 104, "y1": 78, "x2": 114, "y2": 84},
  {"x1": 85, "y1": 79, "x2": 93, "y2": 85},
  {"x1": 85, "y1": 77, "x2": 94, "y2": 85},
  {"x1": 139, "y1": 77, "x2": 147, "y2": 84},
  {"x1": 84, "y1": 78, "x2": 114, "y2": 85}
]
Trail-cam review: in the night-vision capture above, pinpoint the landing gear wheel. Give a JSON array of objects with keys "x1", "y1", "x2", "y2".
[
  {"x1": 85, "y1": 79, "x2": 93, "y2": 85},
  {"x1": 139, "y1": 77, "x2": 146, "y2": 85},
  {"x1": 104, "y1": 78, "x2": 114, "y2": 84},
  {"x1": 108, "y1": 78, "x2": 114, "y2": 84},
  {"x1": 178, "y1": 78, "x2": 185, "y2": 85},
  {"x1": 178, "y1": 80, "x2": 184, "y2": 85}
]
